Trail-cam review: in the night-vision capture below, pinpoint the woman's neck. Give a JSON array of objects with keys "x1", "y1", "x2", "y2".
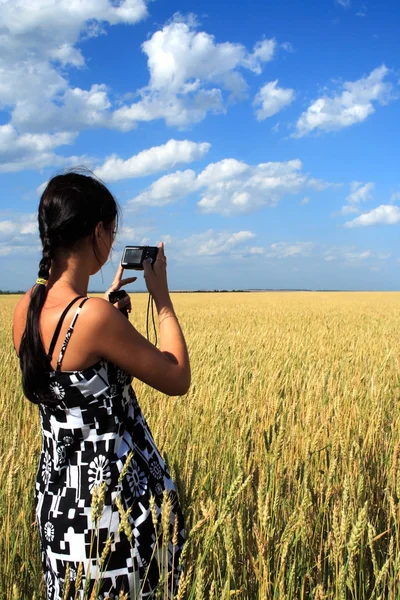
[{"x1": 47, "y1": 254, "x2": 90, "y2": 298}]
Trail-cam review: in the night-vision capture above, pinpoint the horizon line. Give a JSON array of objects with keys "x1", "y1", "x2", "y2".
[{"x1": 1, "y1": 288, "x2": 400, "y2": 294}]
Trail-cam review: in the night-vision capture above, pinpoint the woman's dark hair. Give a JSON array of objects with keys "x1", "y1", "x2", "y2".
[{"x1": 19, "y1": 170, "x2": 120, "y2": 405}]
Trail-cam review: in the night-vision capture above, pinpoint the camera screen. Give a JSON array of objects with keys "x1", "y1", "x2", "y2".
[{"x1": 124, "y1": 248, "x2": 143, "y2": 264}]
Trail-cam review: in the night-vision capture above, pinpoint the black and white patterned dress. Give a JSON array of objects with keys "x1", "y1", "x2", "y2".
[{"x1": 34, "y1": 296, "x2": 186, "y2": 599}]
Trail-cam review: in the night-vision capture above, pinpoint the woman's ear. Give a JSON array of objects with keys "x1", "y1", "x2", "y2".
[{"x1": 95, "y1": 221, "x2": 104, "y2": 240}]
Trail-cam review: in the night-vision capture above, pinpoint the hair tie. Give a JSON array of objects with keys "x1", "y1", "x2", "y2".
[{"x1": 36, "y1": 278, "x2": 48, "y2": 286}]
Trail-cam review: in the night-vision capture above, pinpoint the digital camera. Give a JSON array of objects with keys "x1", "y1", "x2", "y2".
[{"x1": 121, "y1": 246, "x2": 158, "y2": 270}]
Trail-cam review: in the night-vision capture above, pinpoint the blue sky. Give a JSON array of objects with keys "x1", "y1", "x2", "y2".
[{"x1": 1, "y1": 0, "x2": 399, "y2": 291}]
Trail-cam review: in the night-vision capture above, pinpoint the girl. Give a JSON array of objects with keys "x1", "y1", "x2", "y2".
[{"x1": 13, "y1": 171, "x2": 190, "y2": 599}]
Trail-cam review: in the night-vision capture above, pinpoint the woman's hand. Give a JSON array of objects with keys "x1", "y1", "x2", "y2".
[
  {"x1": 104, "y1": 264, "x2": 137, "y2": 313},
  {"x1": 143, "y1": 242, "x2": 170, "y2": 307}
]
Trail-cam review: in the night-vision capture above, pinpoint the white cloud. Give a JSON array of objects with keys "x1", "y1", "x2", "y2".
[
  {"x1": 0, "y1": 0, "x2": 148, "y2": 83},
  {"x1": 110, "y1": 89, "x2": 226, "y2": 132},
  {"x1": 0, "y1": 1, "x2": 148, "y2": 37},
  {"x1": 281, "y1": 41, "x2": 295, "y2": 53},
  {"x1": 300, "y1": 196, "x2": 310, "y2": 205},
  {"x1": 0, "y1": 244, "x2": 41, "y2": 256},
  {"x1": 95, "y1": 140, "x2": 210, "y2": 182},
  {"x1": 1, "y1": 151, "x2": 88, "y2": 174},
  {"x1": 0, "y1": 0, "x2": 150, "y2": 170},
  {"x1": 0, "y1": 6, "x2": 283, "y2": 171},
  {"x1": 197, "y1": 159, "x2": 249, "y2": 186},
  {"x1": 344, "y1": 205, "x2": 400, "y2": 227},
  {"x1": 129, "y1": 170, "x2": 198, "y2": 208},
  {"x1": 159, "y1": 235, "x2": 392, "y2": 272},
  {"x1": 0, "y1": 215, "x2": 37, "y2": 236},
  {"x1": 112, "y1": 17, "x2": 277, "y2": 129},
  {"x1": 336, "y1": 0, "x2": 351, "y2": 7},
  {"x1": 196, "y1": 230, "x2": 255, "y2": 255},
  {"x1": 197, "y1": 159, "x2": 314, "y2": 215},
  {"x1": 142, "y1": 19, "x2": 274, "y2": 91},
  {"x1": 347, "y1": 181, "x2": 375, "y2": 204},
  {"x1": 0, "y1": 213, "x2": 41, "y2": 256},
  {"x1": 0, "y1": 221, "x2": 17, "y2": 236},
  {"x1": 245, "y1": 39, "x2": 276, "y2": 70},
  {"x1": 128, "y1": 158, "x2": 331, "y2": 216},
  {"x1": 248, "y1": 246, "x2": 265, "y2": 255},
  {"x1": 338, "y1": 204, "x2": 361, "y2": 215},
  {"x1": 0, "y1": 124, "x2": 78, "y2": 172},
  {"x1": 344, "y1": 250, "x2": 371, "y2": 261},
  {"x1": 323, "y1": 247, "x2": 391, "y2": 263},
  {"x1": 294, "y1": 65, "x2": 395, "y2": 137},
  {"x1": 49, "y1": 44, "x2": 85, "y2": 68},
  {"x1": 253, "y1": 80, "x2": 295, "y2": 120},
  {"x1": 162, "y1": 237, "x2": 390, "y2": 267},
  {"x1": 159, "y1": 229, "x2": 257, "y2": 262},
  {"x1": 1, "y1": 1, "x2": 148, "y2": 120},
  {"x1": 266, "y1": 242, "x2": 315, "y2": 258},
  {"x1": 338, "y1": 181, "x2": 375, "y2": 215},
  {"x1": 12, "y1": 84, "x2": 116, "y2": 134},
  {"x1": 116, "y1": 226, "x2": 152, "y2": 244}
]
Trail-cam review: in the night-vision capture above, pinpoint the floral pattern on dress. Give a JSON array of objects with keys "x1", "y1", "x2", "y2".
[
  {"x1": 49, "y1": 381, "x2": 65, "y2": 401},
  {"x1": 44, "y1": 521, "x2": 54, "y2": 542},
  {"x1": 149, "y1": 457, "x2": 163, "y2": 480},
  {"x1": 42, "y1": 452, "x2": 52, "y2": 485},
  {"x1": 45, "y1": 570, "x2": 53, "y2": 598},
  {"x1": 63, "y1": 436, "x2": 74, "y2": 446},
  {"x1": 56, "y1": 445, "x2": 67, "y2": 468},
  {"x1": 116, "y1": 368, "x2": 127, "y2": 385},
  {"x1": 88, "y1": 455, "x2": 112, "y2": 492},
  {"x1": 126, "y1": 459, "x2": 148, "y2": 497},
  {"x1": 154, "y1": 482, "x2": 164, "y2": 496}
]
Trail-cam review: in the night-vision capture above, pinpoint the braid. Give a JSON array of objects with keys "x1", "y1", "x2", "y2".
[
  {"x1": 21, "y1": 170, "x2": 119, "y2": 405},
  {"x1": 38, "y1": 236, "x2": 53, "y2": 281}
]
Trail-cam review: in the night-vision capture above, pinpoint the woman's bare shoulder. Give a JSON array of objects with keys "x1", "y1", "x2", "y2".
[
  {"x1": 82, "y1": 296, "x2": 123, "y2": 334},
  {"x1": 85, "y1": 296, "x2": 115, "y2": 318},
  {"x1": 13, "y1": 289, "x2": 32, "y2": 321},
  {"x1": 13, "y1": 289, "x2": 33, "y2": 355}
]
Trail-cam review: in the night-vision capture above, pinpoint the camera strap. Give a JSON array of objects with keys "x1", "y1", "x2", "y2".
[{"x1": 146, "y1": 293, "x2": 157, "y2": 346}]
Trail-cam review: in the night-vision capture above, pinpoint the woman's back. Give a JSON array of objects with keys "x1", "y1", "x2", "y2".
[{"x1": 14, "y1": 290, "x2": 103, "y2": 373}]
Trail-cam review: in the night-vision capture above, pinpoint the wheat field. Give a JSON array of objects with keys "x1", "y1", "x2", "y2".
[{"x1": 1, "y1": 291, "x2": 400, "y2": 600}]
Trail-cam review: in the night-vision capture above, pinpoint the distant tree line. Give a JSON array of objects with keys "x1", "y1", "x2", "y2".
[{"x1": 1, "y1": 288, "x2": 319, "y2": 295}]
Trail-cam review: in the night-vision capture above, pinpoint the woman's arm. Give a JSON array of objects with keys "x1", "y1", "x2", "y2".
[
  {"x1": 88, "y1": 298, "x2": 190, "y2": 396},
  {"x1": 88, "y1": 243, "x2": 190, "y2": 396}
]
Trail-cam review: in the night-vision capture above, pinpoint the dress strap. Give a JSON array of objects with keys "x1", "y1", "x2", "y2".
[
  {"x1": 47, "y1": 296, "x2": 86, "y2": 365},
  {"x1": 55, "y1": 298, "x2": 90, "y2": 371}
]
